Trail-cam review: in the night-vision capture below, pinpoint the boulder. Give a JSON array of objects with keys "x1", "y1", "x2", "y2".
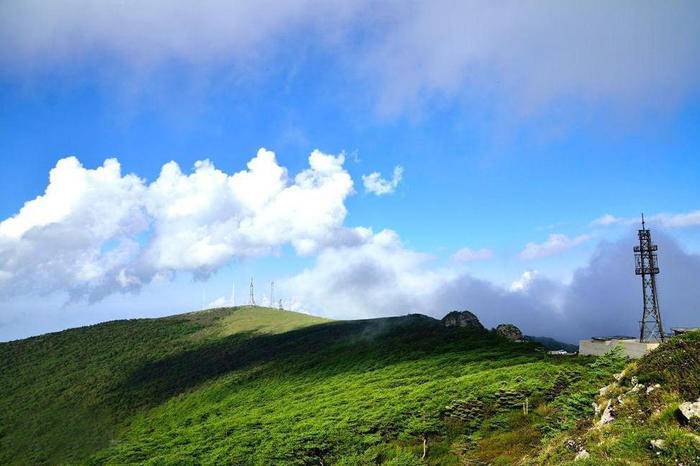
[
  {"x1": 678, "y1": 399, "x2": 700, "y2": 424},
  {"x1": 650, "y1": 439, "x2": 665, "y2": 451},
  {"x1": 441, "y1": 310, "x2": 484, "y2": 330},
  {"x1": 495, "y1": 323, "x2": 523, "y2": 341},
  {"x1": 574, "y1": 450, "x2": 590, "y2": 461}
]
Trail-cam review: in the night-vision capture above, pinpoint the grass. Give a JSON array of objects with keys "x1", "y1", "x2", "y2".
[
  {"x1": 526, "y1": 331, "x2": 700, "y2": 465},
  {"x1": 1, "y1": 306, "x2": 625, "y2": 465}
]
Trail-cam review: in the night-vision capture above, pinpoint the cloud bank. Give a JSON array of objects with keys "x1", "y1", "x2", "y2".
[
  {"x1": 2, "y1": 1, "x2": 699, "y2": 116},
  {"x1": 283, "y1": 229, "x2": 700, "y2": 343},
  {"x1": 1, "y1": 149, "x2": 698, "y2": 343},
  {"x1": 0, "y1": 148, "x2": 358, "y2": 301}
]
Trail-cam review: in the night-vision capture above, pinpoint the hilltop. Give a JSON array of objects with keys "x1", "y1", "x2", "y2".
[{"x1": 1, "y1": 306, "x2": 697, "y2": 464}]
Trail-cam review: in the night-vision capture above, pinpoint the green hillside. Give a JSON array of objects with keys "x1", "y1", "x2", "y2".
[{"x1": 3, "y1": 306, "x2": 693, "y2": 465}]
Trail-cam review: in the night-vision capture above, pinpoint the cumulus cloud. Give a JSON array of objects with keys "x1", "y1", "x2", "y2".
[
  {"x1": 451, "y1": 247, "x2": 493, "y2": 263},
  {"x1": 284, "y1": 229, "x2": 456, "y2": 319},
  {"x1": 283, "y1": 229, "x2": 700, "y2": 343},
  {"x1": 362, "y1": 166, "x2": 403, "y2": 196},
  {"x1": 509, "y1": 270, "x2": 539, "y2": 292},
  {"x1": 518, "y1": 233, "x2": 591, "y2": 260},
  {"x1": 282, "y1": 229, "x2": 568, "y2": 334},
  {"x1": 0, "y1": 148, "x2": 356, "y2": 301},
  {"x1": 2, "y1": 2, "x2": 698, "y2": 117}
]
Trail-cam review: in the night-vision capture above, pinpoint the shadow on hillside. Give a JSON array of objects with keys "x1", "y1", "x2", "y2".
[{"x1": 107, "y1": 315, "x2": 539, "y2": 412}]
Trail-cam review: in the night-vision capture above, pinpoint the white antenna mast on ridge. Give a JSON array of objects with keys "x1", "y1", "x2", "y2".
[
  {"x1": 270, "y1": 281, "x2": 275, "y2": 308},
  {"x1": 249, "y1": 277, "x2": 256, "y2": 305}
]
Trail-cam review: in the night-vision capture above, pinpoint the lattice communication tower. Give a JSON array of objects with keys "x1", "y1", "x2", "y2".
[{"x1": 634, "y1": 214, "x2": 665, "y2": 342}]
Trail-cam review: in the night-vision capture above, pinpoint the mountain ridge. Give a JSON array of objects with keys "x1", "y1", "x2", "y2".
[{"x1": 1, "y1": 306, "x2": 696, "y2": 464}]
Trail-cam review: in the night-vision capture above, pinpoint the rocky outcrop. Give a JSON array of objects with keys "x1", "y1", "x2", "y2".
[
  {"x1": 495, "y1": 323, "x2": 523, "y2": 341},
  {"x1": 441, "y1": 310, "x2": 484, "y2": 330},
  {"x1": 597, "y1": 400, "x2": 614, "y2": 426},
  {"x1": 678, "y1": 398, "x2": 700, "y2": 424}
]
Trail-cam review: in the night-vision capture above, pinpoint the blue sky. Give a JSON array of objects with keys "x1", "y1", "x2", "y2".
[{"x1": 1, "y1": 1, "x2": 700, "y2": 342}]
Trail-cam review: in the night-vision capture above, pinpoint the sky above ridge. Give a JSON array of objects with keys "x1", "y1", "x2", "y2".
[{"x1": 1, "y1": 1, "x2": 700, "y2": 342}]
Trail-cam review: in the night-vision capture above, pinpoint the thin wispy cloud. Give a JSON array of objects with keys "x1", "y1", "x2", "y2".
[
  {"x1": 451, "y1": 247, "x2": 493, "y2": 263},
  {"x1": 2, "y1": 1, "x2": 698, "y2": 118},
  {"x1": 591, "y1": 210, "x2": 700, "y2": 229},
  {"x1": 519, "y1": 233, "x2": 591, "y2": 260}
]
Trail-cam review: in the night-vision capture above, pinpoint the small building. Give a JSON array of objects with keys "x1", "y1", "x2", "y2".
[
  {"x1": 671, "y1": 327, "x2": 700, "y2": 336},
  {"x1": 578, "y1": 336, "x2": 659, "y2": 359}
]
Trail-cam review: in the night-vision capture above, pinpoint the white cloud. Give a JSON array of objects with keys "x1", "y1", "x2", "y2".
[
  {"x1": 207, "y1": 296, "x2": 229, "y2": 308},
  {"x1": 509, "y1": 270, "x2": 539, "y2": 292},
  {"x1": 451, "y1": 247, "x2": 493, "y2": 262},
  {"x1": 0, "y1": 0, "x2": 366, "y2": 70},
  {"x1": 652, "y1": 210, "x2": 700, "y2": 228},
  {"x1": 283, "y1": 229, "x2": 455, "y2": 319},
  {"x1": 361, "y1": 1, "x2": 700, "y2": 116},
  {"x1": 591, "y1": 214, "x2": 626, "y2": 227},
  {"x1": 0, "y1": 148, "x2": 356, "y2": 301},
  {"x1": 591, "y1": 210, "x2": 700, "y2": 229},
  {"x1": 518, "y1": 233, "x2": 591, "y2": 260},
  {"x1": 5, "y1": 2, "x2": 697, "y2": 117},
  {"x1": 362, "y1": 166, "x2": 403, "y2": 196},
  {"x1": 282, "y1": 230, "x2": 700, "y2": 343}
]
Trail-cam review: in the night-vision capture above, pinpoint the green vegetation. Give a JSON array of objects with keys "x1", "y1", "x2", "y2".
[
  {"x1": 528, "y1": 331, "x2": 700, "y2": 465},
  {"x1": 4, "y1": 306, "x2": 686, "y2": 465}
]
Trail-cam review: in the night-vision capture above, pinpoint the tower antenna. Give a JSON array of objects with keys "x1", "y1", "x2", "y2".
[
  {"x1": 270, "y1": 281, "x2": 275, "y2": 308},
  {"x1": 634, "y1": 213, "x2": 665, "y2": 342},
  {"x1": 249, "y1": 277, "x2": 256, "y2": 305}
]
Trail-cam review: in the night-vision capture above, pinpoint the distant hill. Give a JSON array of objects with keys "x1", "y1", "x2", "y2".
[
  {"x1": 1, "y1": 306, "x2": 696, "y2": 464},
  {"x1": 524, "y1": 335, "x2": 578, "y2": 353}
]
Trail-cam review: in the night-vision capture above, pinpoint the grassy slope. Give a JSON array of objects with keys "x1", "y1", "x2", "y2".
[
  {"x1": 1, "y1": 307, "x2": 622, "y2": 465},
  {"x1": 529, "y1": 331, "x2": 700, "y2": 465}
]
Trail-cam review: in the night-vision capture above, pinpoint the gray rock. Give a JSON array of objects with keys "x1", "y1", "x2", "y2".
[
  {"x1": 678, "y1": 399, "x2": 700, "y2": 423},
  {"x1": 495, "y1": 323, "x2": 523, "y2": 341},
  {"x1": 574, "y1": 450, "x2": 590, "y2": 461},
  {"x1": 598, "y1": 400, "x2": 614, "y2": 426},
  {"x1": 441, "y1": 310, "x2": 484, "y2": 330},
  {"x1": 650, "y1": 439, "x2": 665, "y2": 450},
  {"x1": 646, "y1": 384, "x2": 661, "y2": 395}
]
